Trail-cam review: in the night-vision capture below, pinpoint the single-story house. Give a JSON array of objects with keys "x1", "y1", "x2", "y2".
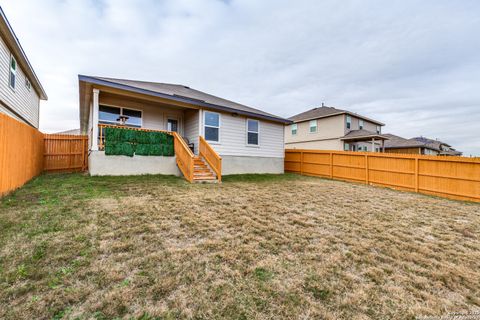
[
  {"x1": 78, "y1": 75, "x2": 290, "y2": 182},
  {"x1": 384, "y1": 134, "x2": 462, "y2": 156},
  {"x1": 285, "y1": 106, "x2": 388, "y2": 152}
]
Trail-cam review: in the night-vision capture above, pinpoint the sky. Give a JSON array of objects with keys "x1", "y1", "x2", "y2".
[{"x1": 3, "y1": 0, "x2": 480, "y2": 155}]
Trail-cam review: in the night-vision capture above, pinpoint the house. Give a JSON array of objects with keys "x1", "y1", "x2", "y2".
[
  {"x1": 78, "y1": 75, "x2": 290, "y2": 181},
  {"x1": 384, "y1": 134, "x2": 462, "y2": 156},
  {"x1": 0, "y1": 7, "x2": 47, "y2": 128},
  {"x1": 285, "y1": 106, "x2": 388, "y2": 152}
]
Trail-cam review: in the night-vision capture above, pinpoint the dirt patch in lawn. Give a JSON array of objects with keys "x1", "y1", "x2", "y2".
[{"x1": 0, "y1": 173, "x2": 479, "y2": 319}]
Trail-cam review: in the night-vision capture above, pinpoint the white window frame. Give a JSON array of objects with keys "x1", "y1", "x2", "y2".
[
  {"x1": 246, "y1": 118, "x2": 260, "y2": 147},
  {"x1": 9, "y1": 55, "x2": 16, "y2": 90},
  {"x1": 309, "y1": 120, "x2": 317, "y2": 133},
  {"x1": 344, "y1": 143, "x2": 350, "y2": 151},
  {"x1": 359, "y1": 119, "x2": 364, "y2": 130},
  {"x1": 376, "y1": 125, "x2": 381, "y2": 134},
  {"x1": 346, "y1": 115, "x2": 351, "y2": 130},
  {"x1": 98, "y1": 103, "x2": 143, "y2": 128},
  {"x1": 204, "y1": 111, "x2": 220, "y2": 143},
  {"x1": 291, "y1": 123, "x2": 297, "y2": 135},
  {"x1": 25, "y1": 78, "x2": 31, "y2": 91}
]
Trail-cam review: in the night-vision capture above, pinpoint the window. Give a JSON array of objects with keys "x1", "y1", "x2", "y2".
[
  {"x1": 204, "y1": 111, "x2": 220, "y2": 142},
  {"x1": 359, "y1": 119, "x2": 364, "y2": 130},
  {"x1": 344, "y1": 143, "x2": 350, "y2": 151},
  {"x1": 346, "y1": 115, "x2": 351, "y2": 129},
  {"x1": 25, "y1": 78, "x2": 31, "y2": 91},
  {"x1": 376, "y1": 125, "x2": 381, "y2": 134},
  {"x1": 9, "y1": 55, "x2": 16, "y2": 89},
  {"x1": 291, "y1": 123, "x2": 297, "y2": 135},
  {"x1": 247, "y1": 119, "x2": 259, "y2": 145},
  {"x1": 167, "y1": 119, "x2": 178, "y2": 132},
  {"x1": 98, "y1": 105, "x2": 142, "y2": 127},
  {"x1": 309, "y1": 120, "x2": 317, "y2": 133}
]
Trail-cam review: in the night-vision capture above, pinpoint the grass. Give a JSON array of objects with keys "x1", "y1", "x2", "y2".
[{"x1": 0, "y1": 173, "x2": 479, "y2": 319}]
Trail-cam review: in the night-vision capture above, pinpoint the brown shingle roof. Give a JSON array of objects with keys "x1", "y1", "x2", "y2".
[
  {"x1": 288, "y1": 106, "x2": 384, "y2": 125},
  {"x1": 341, "y1": 129, "x2": 389, "y2": 141},
  {"x1": 80, "y1": 75, "x2": 290, "y2": 124},
  {"x1": 383, "y1": 134, "x2": 425, "y2": 149}
]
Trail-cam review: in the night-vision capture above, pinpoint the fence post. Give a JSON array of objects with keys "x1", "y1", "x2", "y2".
[
  {"x1": 329, "y1": 152, "x2": 333, "y2": 179},
  {"x1": 415, "y1": 157, "x2": 419, "y2": 193},
  {"x1": 365, "y1": 154, "x2": 369, "y2": 185},
  {"x1": 300, "y1": 151, "x2": 304, "y2": 175}
]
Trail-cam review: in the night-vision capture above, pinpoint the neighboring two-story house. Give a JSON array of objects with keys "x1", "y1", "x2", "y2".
[
  {"x1": 0, "y1": 7, "x2": 47, "y2": 128},
  {"x1": 285, "y1": 106, "x2": 388, "y2": 152}
]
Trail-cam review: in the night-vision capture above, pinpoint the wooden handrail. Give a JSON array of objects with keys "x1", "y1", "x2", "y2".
[
  {"x1": 172, "y1": 132, "x2": 194, "y2": 182},
  {"x1": 199, "y1": 136, "x2": 222, "y2": 182}
]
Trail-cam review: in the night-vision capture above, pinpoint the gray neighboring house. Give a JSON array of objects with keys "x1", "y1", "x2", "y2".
[
  {"x1": 78, "y1": 75, "x2": 290, "y2": 177},
  {"x1": 285, "y1": 106, "x2": 388, "y2": 152},
  {"x1": 384, "y1": 134, "x2": 462, "y2": 156},
  {"x1": 0, "y1": 6, "x2": 47, "y2": 128}
]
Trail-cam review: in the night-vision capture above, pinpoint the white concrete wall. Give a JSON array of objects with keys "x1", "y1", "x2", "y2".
[
  {"x1": 201, "y1": 110, "x2": 285, "y2": 158},
  {"x1": 222, "y1": 155, "x2": 284, "y2": 175},
  {"x1": 89, "y1": 151, "x2": 180, "y2": 176},
  {"x1": 0, "y1": 35, "x2": 40, "y2": 127}
]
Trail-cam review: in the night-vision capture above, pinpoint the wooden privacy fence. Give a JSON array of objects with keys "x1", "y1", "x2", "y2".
[
  {"x1": 43, "y1": 134, "x2": 88, "y2": 172},
  {"x1": 285, "y1": 149, "x2": 480, "y2": 202},
  {"x1": 0, "y1": 113, "x2": 44, "y2": 196}
]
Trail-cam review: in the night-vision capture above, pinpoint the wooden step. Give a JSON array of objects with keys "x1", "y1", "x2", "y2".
[{"x1": 192, "y1": 156, "x2": 218, "y2": 182}]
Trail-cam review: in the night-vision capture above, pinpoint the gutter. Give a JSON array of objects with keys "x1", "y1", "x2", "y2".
[{"x1": 78, "y1": 75, "x2": 292, "y2": 124}]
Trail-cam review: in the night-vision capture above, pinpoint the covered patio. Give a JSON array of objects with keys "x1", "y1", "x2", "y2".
[{"x1": 341, "y1": 129, "x2": 389, "y2": 152}]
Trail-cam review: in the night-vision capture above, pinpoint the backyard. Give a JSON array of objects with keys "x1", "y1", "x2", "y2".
[{"x1": 0, "y1": 173, "x2": 479, "y2": 320}]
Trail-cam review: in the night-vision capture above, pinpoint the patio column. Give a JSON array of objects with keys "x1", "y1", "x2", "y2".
[
  {"x1": 382, "y1": 139, "x2": 385, "y2": 153},
  {"x1": 91, "y1": 88, "x2": 100, "y2": 151},
  {"x1": 371, "y1": 138, "x2": 375, "y2": 152}
]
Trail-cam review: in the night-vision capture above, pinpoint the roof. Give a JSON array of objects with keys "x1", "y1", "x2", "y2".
[
  {"x1": 341, "y1": 129, "x2": 389, "y2": 141},
  {"x1": 78, "y1": 75, "x2": 291, "y2": 124},
  {"x1": 55, "y1": 128, "x2": 81, "y2": 135},
  {"x1": 384, "y1": 134, "x2": 462, "y2": 155},
  {"x1": 383, "y1": 134, "x2": 425, "y2": 149},
  {"x1": 0, "y1": 7, "x2": 47, "y2": 100},
  {"x1": 288, "y1": 106, "x2": 384, "y2": 125}
]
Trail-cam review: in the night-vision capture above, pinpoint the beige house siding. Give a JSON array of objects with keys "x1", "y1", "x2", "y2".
[
  {"x1": 285, "y1": 139, "x2": 343, "y2": 150},
  {"x1": 285, "y1": 114, "x2": 345, "y2": 144},
  {"x1": 346, "y1": 115, "x2": 379, "y2": 134},
  {"x1": 184, "y1": 109, "x2": 199, "y2": 153},
  {"x1": 202, "y1": 110, "x2": 285, "y2": 158},
  {"x1": 98, "y1": 94, "x2": 185, "y2": 135},
  {"x1": 0, "y1": 35, "x2": 40, "y2": 127}
]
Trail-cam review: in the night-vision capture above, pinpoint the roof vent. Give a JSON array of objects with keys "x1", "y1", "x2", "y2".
[{"x1": 183, "y1": 86, "x2": 190, "y2": 89}]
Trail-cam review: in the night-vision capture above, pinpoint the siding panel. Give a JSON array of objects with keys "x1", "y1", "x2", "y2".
[{"x1": 0, "y1": 36, "x2": 40, "y2": 127}]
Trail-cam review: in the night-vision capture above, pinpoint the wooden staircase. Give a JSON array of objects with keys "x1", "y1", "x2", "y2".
[{"x1": 193, "y1": 156, "x2": 218, "y2": 182}]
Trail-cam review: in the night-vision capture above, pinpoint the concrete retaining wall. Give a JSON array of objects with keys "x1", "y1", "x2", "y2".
[
  {"x1": 88, "y1": 151, "x2": 181, "y2": 176},
  {"x1": 221, "y1": 155, "x2": 284, "y2": 175}
]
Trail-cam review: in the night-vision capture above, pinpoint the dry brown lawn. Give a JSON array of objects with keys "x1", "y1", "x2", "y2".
[{"x1": 0, "y1": 173, "x2": 479, "y2": 320}]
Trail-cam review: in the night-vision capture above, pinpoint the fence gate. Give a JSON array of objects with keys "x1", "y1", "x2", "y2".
[{"x1": 44, "y1": 134, "x2": 88, "y2": 172}]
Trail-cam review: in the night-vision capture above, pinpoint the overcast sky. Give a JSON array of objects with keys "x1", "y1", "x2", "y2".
[{"x1": 3, "y1": 0, "x2": 480, "y2": 155}]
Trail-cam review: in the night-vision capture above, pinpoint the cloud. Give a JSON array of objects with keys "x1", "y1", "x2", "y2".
[{"x1": 2, "y1": 0, "x2": 479, "y2": 155}]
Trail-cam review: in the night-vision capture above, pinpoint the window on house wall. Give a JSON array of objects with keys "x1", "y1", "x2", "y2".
[
  {"x1": 247, "y1": 119, "x2": 259, "y2": 145},
  {"x1": 9, "y1": 55, "x2": 16, "y2": 89},
  {"x1": 204, "y1": 111, "x2": 220, "y2": 142},
  {"x1": 346, "y1": 115, "x2": 351, "y2": 129},
  {"x1": 167, "y1": 119, "x2": 178, "y2": 132},
  {"x1": 376, "y1": 125, "x2": 381, "y2": 134},
  {"x1": 309, "y1": 120, "x2": 317, "y2": 133},
  {"x1": 344, "y1": 143, "x2": 350, "y2": 151},
  {"x1": 25, "y1": 78, "x2": 31, "y2": 91},
  {"x1": 359, "y1": 119, "x2": 364, "y2": 130},
  {"x1": 291, "y1": 123, "x2": 297, "y2": 135},
  {"x1": 98, "y1": 105, "x2": 142, "y2": 127}
]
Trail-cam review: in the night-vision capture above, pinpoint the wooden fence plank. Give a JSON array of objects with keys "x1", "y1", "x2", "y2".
[
  {"x1": 285, "y1": 149, "x2": 480, "y2": 203},
  {"x1": 43, "y1": 134, "x2": 88, "y2": 173}
]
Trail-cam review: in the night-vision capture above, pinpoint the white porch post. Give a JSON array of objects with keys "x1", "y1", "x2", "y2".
[
  {"x1": 91, "y1": 88, "x2": 100, "y2": 151},
  {"x1": 371, "y1": 138, "x2": 375, "y2": 152}
]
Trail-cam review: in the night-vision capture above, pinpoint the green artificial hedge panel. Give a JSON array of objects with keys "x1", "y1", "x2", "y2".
[
  {"x1": 104, "y1": 127, "x2": 175, "y2": 157},
  {"x1": 135, "y1": 144, "x2": 150, "y2": 156},
  {"x1": 150, "y1": 144, "x2": 163, "y2": 156}
]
